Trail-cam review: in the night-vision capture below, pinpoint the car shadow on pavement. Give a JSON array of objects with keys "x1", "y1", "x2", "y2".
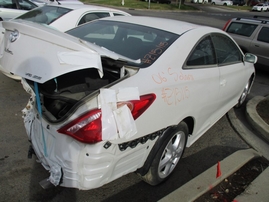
[
  {"x1": 102, "y1": 145, "x2": 248, "y2": 202},
  {"x1": 29, "y1": 162, "x2": 76, "y2": 202}
]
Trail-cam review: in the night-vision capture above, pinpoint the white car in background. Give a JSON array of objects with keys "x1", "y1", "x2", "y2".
[
  {"x1": 0, "y1": 16, "x2": 256, "y2": 190},
  {"x1": 191, "y1": 0, "x2": 208, "y2": 3},
  {"x1": 0, "y1": 4, "x2": 131, "y2": 80},
  {"x1": 0, "y1": 0, "x2": 38, "y2": 21},
  {"x1": 212, "y1": 0, "x2": 233, "y2": 5},
  {"x1": 252, "y1": 3, "x2": 269, "y2": 11},
  {"x1": 0, "y1": 0, "x2": 82, "y2": 21}
]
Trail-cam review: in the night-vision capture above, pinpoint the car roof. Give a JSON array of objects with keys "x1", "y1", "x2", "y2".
[
  {"x1": 44, "y1": 3, "x2": 128, "y2": 12},
  {"x1": 97, "y1": 16, "x2": 203, "y2": 35},
  {"x1": 230, "y1": 16, "x2": 269, "y2": 25}
]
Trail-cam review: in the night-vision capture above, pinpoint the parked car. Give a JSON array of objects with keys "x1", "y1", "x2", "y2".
[
  {"x1": 0, "y1": 0, "x2": 38, "y2": 21},
  {"x1": 0, "y1": 4, "x2": 131, "y2": 80},
  {"x1": 232, "y1": 0, "x2": 245, "y2": 5},
  {"x1": 252, "y1": 3, "x2": 269, "y2": 11},
  {"x1": 211, "y1": 0, "x2": 233, "y2": 5},
  {"x1": 0, "y1": 16, "x2": 256, "y2": 190},
  {"x1": 223, "y1": 16, "x2": 269, "y2": 67},
  {"x1": 191, "y1": 0, "x2": 208, "y2": 3}
]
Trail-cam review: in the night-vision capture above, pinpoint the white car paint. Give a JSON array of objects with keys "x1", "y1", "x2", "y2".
[
  {"x1": 0, "y1": 4, "x2": 131, "y2": 80},
  {"x1": 252, "y1": 3, "x2": 269, "y2": 11},
  {"x1": 0, "y1": 16, "x2": 256, "y2": 190},
  {"x1": 0, "y1": 0, "x2": 38, "y2": 21},
  {"x1": 191, "y1": 0, "x2": 208, "y2": 3},
  {"x1": 212, "y1": 0, "x2": 233, "y2": 5}
]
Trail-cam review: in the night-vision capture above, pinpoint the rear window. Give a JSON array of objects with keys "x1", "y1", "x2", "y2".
[
  {"x1": 66, "y1": 20, "x2": 179, "y2": 68},
  {"x1": 15, "y1": 5, "x2": 72, "y2": 25},
  {"x1": 226, "y1": 22, "x2": 257, "y2": 37}
]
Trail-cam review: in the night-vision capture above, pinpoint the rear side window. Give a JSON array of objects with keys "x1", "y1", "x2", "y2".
[
  {"x1": 78, "y1": 12, "x2": 110, "y2": 26},
  {"x1": 113, "y1": 13, "x2": 125, "y2": 16},
  {"x1": 186, "y1": 36, "x2": 216, "y2": 67},
  {"x1": 226, "y1": 22, "x2": 257, "y2": 37},
  {"x1": 257, "y1": 27, "x2": 269, "y2": 43}
]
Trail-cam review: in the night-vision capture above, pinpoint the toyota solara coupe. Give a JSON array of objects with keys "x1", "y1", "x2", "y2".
[
  {"x1": 0, "y1": 16, "x2": 256, "y2": 190},
  {"x1": 0, "y1": 3, "x2": 131, "y2": 80}
]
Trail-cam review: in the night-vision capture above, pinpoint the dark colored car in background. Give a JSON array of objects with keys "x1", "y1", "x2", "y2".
[{"x1": 232, "y1": 0, "x2": 246, "y2": 5}]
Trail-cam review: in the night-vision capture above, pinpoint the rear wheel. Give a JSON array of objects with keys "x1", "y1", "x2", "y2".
[{"x1": 141, "y1": 122, "x2": 188, "y2": 185}]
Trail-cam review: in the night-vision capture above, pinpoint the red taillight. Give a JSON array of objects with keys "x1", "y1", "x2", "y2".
[
  {"x1": 222, "y1": 19, "x2": 232, "y2": 31},
  {"x1": 58, "y1": 109, "x2": 102, "y2": 144},
  {"x1": 58, "y1": 94, "x2": 156, "y2": 144},
  {"x1": 128, "y1": 93, "x2": 156, "y2": 120}
]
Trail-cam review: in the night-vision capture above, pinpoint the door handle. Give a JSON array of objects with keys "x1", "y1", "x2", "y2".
[{"x1": 220, "y1": 80, "x2": 227, "y2": 86}]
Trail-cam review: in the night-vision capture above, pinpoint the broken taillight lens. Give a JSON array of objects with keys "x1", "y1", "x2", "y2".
[{"x1": 58, "y1": 94, "x2": 156, "y2": 144}]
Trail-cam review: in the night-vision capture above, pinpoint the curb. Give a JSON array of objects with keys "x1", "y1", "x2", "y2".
[
  {"x1": 227, "y1": 107, "x2": 269, "y2": 160},
  {"x1": 234, "y1": 166, "x2": 269, "y2": 201},
  {"x1": 246, "y1": 96, "x2": 269, "y2": 143},
  {"x1": 158, "y1": 148, "x2": 261, "y2": 202}
]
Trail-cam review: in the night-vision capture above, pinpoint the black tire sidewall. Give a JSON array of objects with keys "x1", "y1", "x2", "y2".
[{"x1": 148, "y1": 122, "x2": 188, "y2": 185}]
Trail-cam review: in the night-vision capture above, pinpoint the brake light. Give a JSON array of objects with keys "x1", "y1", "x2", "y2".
[
  {"x1": 223, "y1": 19, "x2": 232, "y2": 31},
  {"x1": 58, "y1": 94, "x2": 156, "y2": 144},
  {"x1": 126, "y1": 93, "x2": 156, "y2": 120},
  {"x1": 58, "y1": 109, "x2": 102, "y2": 144}
]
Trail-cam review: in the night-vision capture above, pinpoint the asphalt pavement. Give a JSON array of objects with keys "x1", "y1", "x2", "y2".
[{"x1": 159, "y1": 95, "x2": 269, "y2": 201}]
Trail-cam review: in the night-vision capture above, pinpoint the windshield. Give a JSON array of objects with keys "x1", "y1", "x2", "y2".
[
  {"x1": 66, "y1": 20, "x2": 179, "y2": 68},
  {"x1": 15, "y1": 5, "x2": 72, "y2": 25}
]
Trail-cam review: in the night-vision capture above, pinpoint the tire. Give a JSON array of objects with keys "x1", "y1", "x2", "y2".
[
  {"x1": 235, "y1": 79, "x2": 251, "y2": 108},
  {"x1": 141, "y1": 122, "x2": 188, "y2": 186}
]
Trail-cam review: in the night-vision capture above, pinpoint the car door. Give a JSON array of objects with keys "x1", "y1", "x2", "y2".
[
  {"x1": 184, "y1": 35, "x2": 220, "y2": 138},
  {"x1": 211, "y1": 33, "x2": 246, "y2": 115},
  {"x1": 249, "y1": 26, "x2": 269, "y2": 66}
]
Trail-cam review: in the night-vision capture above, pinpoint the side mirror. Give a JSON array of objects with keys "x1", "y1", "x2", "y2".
[{"x1": 244, "y1": 53, "x2": 257, "y2": 64}]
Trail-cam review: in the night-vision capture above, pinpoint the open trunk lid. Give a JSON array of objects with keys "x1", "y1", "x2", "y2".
[{"x1": 0, "y1": 19, "x2": 139, "y2": 83}]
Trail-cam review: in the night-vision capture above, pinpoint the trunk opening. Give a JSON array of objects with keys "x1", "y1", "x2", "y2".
[{"x1": 26, "y1": 58, "x2": 135, "y2": 122}]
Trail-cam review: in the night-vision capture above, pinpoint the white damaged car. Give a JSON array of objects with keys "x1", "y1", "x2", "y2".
[{"x1": 0, "y1": 16, "x2": 256, "y2": 190}]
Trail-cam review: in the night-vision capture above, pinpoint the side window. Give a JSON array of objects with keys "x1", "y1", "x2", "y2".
[
  {"x1": 257, "y1": 27, "x2": 269, "y2": 43},
  {"x1": 186, "y1": 36, "x2": 216, "y2": 67},
  {"x1": 226, "y1": 22, "x2": 257, "y2": 37},
  {"x1": 78, "y1": 12, "x2": 110, "y2": 26},
  {"x1": 211, "y1": 34, "x2": 242, "y2": 65},
  {"x1": 18, "y1": 0, "x2": 36, "y2": 10},
  {"x1": 113, "y1": 13, "x2": 125, "y2": 16},
  {"x1": 0, "y1": 0, "x2": 17, "y2": 9}
]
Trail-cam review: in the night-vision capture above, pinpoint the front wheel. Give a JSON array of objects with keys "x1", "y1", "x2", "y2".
[
  {"x1": 141, "y1": 122, "x2": 188, "y2": 185},
  {"x1": 235, "y1": 79, "x2": 251, "y2": 108}
]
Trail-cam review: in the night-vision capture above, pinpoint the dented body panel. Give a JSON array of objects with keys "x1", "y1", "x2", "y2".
[{"x1": 0, "y1": 16, "x2": 256, "y2": 190}]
